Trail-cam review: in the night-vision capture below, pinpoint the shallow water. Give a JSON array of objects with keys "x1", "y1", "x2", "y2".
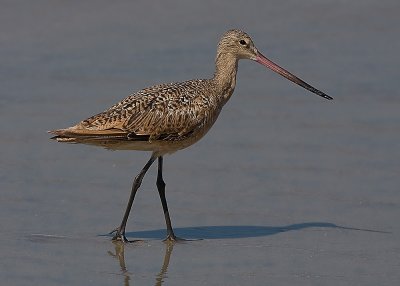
[{"x1": 1, "y1": 1, "x2": 400, "y2": 285}]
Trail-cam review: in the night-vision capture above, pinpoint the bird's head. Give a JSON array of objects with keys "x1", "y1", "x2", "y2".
[
  {"x1": 217, "y1": 29, "x2": 258, "y2": 60},
  {"x1": 217, "y1": 29, "x2": 333, "y2": 100}
]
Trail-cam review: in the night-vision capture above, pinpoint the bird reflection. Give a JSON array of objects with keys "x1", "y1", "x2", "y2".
[
  {"x1": 108, "y1": 241, "x2": 131, "y2": 286},
  {"x1": 154, "y1": 242, "x2": 174, "y2": 286},
  {"x1": 108, "y1": 241, "x2": 175, "y2": 286}
]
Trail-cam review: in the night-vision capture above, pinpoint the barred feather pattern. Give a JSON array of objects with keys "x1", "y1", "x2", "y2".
[{"x1": 77, "y1": 79, "x2": 227, "y2": 142}]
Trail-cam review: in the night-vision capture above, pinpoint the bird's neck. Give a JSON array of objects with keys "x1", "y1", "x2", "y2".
[{"x1": 213, "y1": 52, "x2": 239, "y2": 101}]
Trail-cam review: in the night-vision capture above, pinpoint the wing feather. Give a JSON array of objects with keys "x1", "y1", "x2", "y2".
[{"x1": 72, "y1": 79, "x2": 219, "y2": 141}]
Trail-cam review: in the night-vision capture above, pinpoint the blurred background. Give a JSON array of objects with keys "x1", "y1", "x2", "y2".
[{"x1": 1, "y1": 1, "x2": 399, "y2": 285}]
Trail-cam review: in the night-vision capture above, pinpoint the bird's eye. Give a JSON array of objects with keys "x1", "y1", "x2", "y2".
[{"x1": 239, "y1": 39, "x2": 247, "y2": 46}]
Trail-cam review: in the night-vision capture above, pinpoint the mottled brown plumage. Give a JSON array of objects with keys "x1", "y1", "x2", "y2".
[
  {"x1": 50, "y1": 30, "x2": 255, "y2": 156},
  {"x1": 52, "y1": 79, "x2": 225, "y2": 155},
  {"x1": 49, "y1": 29, "x2": 331, "y2": 242}
]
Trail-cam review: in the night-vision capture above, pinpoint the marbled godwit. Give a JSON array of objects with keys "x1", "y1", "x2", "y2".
[{"x1": 50, "y1": 29, "x2": 332, "y2": 242}]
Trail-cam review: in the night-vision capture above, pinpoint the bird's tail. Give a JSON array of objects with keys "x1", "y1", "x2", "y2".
[{"x1": 48, "y1": 128, "x2": 127, "y2": 143}]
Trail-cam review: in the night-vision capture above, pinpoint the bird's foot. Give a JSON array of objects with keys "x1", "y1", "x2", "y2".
[
  {"x1": 110, "y1": 227, "x2": 142, "y2": 243},
  {"x1": 163, "y1": 234, "x2": 193, "y2": 243},
  {"x1": 111, "y1": 230, "x2": 129, "y2": 243}
]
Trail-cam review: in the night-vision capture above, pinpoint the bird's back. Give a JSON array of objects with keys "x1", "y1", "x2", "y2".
[{"x1": 50, "y1": 79, "x2": 226, "y2": 154}]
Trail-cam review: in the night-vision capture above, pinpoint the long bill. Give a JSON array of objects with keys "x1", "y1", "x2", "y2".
[{"x1": 255, "y1": 51, "x2": 333, "y2": 100}]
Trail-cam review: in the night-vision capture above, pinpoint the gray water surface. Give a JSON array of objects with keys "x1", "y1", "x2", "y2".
[{"x1": 1, "y1": 1, "x2": 399, "y2": 285}]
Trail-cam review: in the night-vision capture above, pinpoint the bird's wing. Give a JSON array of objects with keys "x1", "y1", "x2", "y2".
[{"x1": 71, "y1": 79, "x2": 218, "y2": 141}]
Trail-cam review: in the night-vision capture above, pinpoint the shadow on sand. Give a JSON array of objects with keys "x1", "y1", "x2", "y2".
[
  {"x1": 107, "y1": 222, "x2": 388, "y2": 286},
  {"x1": 123, "y1": 222, "x2": 387, "y2": 241}
]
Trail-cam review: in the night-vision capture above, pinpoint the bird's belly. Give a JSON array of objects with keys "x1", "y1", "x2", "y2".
[
  {"x1": 100, "y1": 112, "x2": 219, "y2": 155},
  {"x1": 109, "y1": 124, "x2": 213, "y2": 155}
]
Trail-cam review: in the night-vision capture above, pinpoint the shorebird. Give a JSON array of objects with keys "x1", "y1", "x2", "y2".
[{"x1": 50, "y1": 29, "x2": 332, "y2": 242}]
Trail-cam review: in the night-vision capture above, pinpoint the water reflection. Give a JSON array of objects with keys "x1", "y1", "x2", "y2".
[
  {"x1": 154, "y1": 242, "x2": 174, "y2": 286},
  {"x1": 106, "y1": 222, "x2": 387, "y2": 285},
  {"x1": 108, "y1": 241, "x2": 175, "y2": 286},
  {"x1": 108, "y1": 241, "x2": 131, "y2": 286}
]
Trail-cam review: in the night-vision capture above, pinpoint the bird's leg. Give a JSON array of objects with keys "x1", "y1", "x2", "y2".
[
  {"x1": 156, "y1": 156, "x2": 181, "y2": 242},
  {"x1": 111, "y1": 155, "x2": 157, "y2": 242}
]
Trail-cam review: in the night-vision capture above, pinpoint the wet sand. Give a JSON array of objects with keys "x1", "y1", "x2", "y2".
[{"x1": 1, "y1": 1, "x2": 399, "y2": 285}]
